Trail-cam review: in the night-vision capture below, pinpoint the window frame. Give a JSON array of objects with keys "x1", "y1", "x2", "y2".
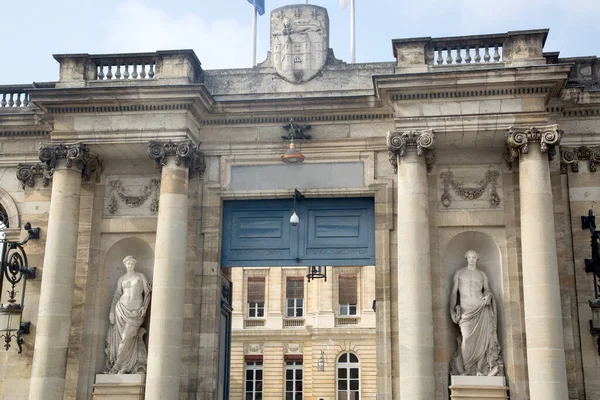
[
  {"x1": 336, "y1": 352, "x2": 360, "y2": 400},
  {"x1": 244, "y1": 360, "x2": 263, "y2": 400},
  {"x1": 247, "y1": 301, "x2": 265, "y2": 318},
  {"x1": 285, "y1": 360, "x2": 303, "y2": 400}
]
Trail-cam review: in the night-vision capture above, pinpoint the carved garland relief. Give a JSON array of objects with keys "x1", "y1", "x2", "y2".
[
  {"x1": 104, "y1": 177, "x2": 161, "y2": 217},
  {"x1": 438, "y1": 168, "x2": 502, "y2": 210}
]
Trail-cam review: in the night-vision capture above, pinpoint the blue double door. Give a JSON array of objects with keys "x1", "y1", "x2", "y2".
[{"x1": 221, "y1": 197, "x2": 375, "y2": 267}]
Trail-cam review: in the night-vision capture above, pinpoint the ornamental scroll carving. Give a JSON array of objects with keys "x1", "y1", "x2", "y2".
[
  {"x1": 505, "y1": 125, "x2": 562, "y2": 170},
  {"x1": 147, "y1": 141, "x2": 206, "y2": 177},
  {"x1": 16, "y1": 163, "x2": 54, "y2": 189},
  {"x1": 106, "y1": 179, "x2": 160, "y2": 215},
  {"x1": 386, "y1": 129, "x2": 435, "y2": 173},
  {"x1": 440, "y1": 170, "x2": 500, "y2": 208},
  {"x1": 38, "y1": 143, "x2": 103, "y2": 182},
  {"x1": 561, "y1": 146, "x2": 600, "y2": 173},
  {"x1": 284, "y1": 343, "x2": 304, "y2": 354}
]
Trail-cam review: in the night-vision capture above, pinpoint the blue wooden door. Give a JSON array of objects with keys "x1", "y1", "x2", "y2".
[{"x1": 221, "y1": 197, "x2": 374, "y2": 267}]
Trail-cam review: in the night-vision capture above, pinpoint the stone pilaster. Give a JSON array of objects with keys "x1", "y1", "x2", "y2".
[
  {"x1": 29, "y1": 143, "x2": 101, "y2": 400},
  {"x1": 506, "y1": 125, "x2": 569, "y2": 400},
  {"x1": 145, "y1": 141, "x2": 204, "y2": 400},
  {"x1": 387, "y1": 129, "x2": 435, "y2": 399}
]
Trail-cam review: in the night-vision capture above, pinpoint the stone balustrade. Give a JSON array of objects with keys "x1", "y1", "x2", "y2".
[
  {"x1": 0, "y1": 85, "x2": 33, "y2": 109},
  {"x1": 393, "y1": 29, "x2": 549, "y2": 70},
  {"x1": 53, "y1": 50, "x2": 204, "y2": 87},
  {"x1": 90, "y1": 53, "x2": 156, "y2": 81},
  {"x1": 429, "y1": 34, "x2": 504, "y2": 66}
]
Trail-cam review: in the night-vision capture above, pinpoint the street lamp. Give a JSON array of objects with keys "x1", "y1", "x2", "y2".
[
  {"x1": 582, "y1": 209, "x2": 600, "y2": 354},
  {"x1": 0, "y1": 221, "x2": 39, "y2": 353},
  {"x1": 317, "y1": 350, "x2": 325, "y2": 372}
]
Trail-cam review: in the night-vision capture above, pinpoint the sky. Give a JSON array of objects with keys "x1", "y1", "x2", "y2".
[{"x1": 1, "y1": 0, "x2": 599, "y2": 84}]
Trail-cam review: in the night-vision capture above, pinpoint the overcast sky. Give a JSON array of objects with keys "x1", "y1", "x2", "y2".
[{"x1": 1, "y1": 0, "x2": 598, "y2": 84}]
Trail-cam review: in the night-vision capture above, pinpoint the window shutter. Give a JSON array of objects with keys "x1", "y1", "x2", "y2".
[
  {"x1": 286, "y1": 278, "x2": 304, "y2": 299},
  {"x1": 248, "y1": 277, "x2": 265, "y2": 303},
  {"x1": 339, "y1": 275, "x2": 357, "y2": 304}
]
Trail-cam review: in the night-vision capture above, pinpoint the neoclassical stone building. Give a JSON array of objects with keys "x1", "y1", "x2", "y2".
[{"x1": 0, "y1": 4, "x2": 599, "y2": 400}]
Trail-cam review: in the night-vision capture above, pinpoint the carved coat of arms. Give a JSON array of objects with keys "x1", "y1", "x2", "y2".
[{"x1": 270, "y1": 5, "x2": 329, "y2": 83}]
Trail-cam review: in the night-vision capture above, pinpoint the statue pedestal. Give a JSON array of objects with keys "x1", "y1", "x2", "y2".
[
  {"x1": 92, "y1": 374, "x2": 145, "y2": 399},
  {"x1": 449, "y1": 376, "x2": 508, "y2": 399}
]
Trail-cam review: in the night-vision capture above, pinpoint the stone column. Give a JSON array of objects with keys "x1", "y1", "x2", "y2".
[
  {"x1": 387, "y1": 129, "x2": 435, "y2": 399},
  {"x1": 506, "y1": 125, "x2": 569, "y2": 399},
  {"x1": 145, "y1": 141, "x2": 205, "y2": 400},
  {"x1": 29, "y1": 144, "x2": 101, "y2": 400},
  {"x1": 266, "y1": 267, "x2": 282, "y2": 329}
]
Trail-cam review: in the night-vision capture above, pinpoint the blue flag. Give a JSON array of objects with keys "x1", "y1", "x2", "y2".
[{"x1": 247, "y1": 0, "x2": 265, "y2": 16}]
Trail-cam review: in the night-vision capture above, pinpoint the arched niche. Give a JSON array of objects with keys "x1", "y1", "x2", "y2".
[
  {"x1": 442, "y1": 231, "x2": 506, "y2": 373},
  {"x1": 96, "y1": 237, "x2": 154, "y2": 372}
]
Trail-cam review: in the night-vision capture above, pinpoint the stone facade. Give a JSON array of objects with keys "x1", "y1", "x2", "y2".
[{"x1": 0, "y1": 5, "x2": 599, "y2": 400}]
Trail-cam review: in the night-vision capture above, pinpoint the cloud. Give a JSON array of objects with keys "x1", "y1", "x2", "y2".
[{"x1": 105, "y1": 1, "x2": 266, "y2": 70}]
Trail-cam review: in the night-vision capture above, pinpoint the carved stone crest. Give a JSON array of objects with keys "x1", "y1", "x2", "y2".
[{"x1": 270, "y1": 5, "x2": 329, "y2": 83}]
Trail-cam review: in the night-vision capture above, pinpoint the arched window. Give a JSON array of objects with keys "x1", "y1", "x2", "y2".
[
  {"x1": 337, "y1": 352, "x2": 360, "y2": 400},
  {"x1": 0, "y1": 203, "x2": 9, "y2": 228}
]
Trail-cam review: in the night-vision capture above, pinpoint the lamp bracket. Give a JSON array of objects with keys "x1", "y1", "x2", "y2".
[{"x1": 282, "y1": 119, "x2": 312, "y2": 141}]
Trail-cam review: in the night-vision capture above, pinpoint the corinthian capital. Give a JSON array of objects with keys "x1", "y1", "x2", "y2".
[
  {"x1": 386, "y1": 129, "x2": 435, "y2": 173},
  {"x1": 148, "y1": 141, "x2": 206, "y2": 177},
  {"x1": 505, "y1": 125, "x2": 562, "y2": 168},
  {"x1": 38, "y1": 143, "x2": 102, "y2": 182}
]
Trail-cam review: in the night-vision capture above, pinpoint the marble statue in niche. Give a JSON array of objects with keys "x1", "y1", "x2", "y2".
[
  {"x1": 104, "y1": 255, "x2": 152, "y2": 374},
  {"x1": 450, "y1": 250, "x2": 504, "y2": 376}
]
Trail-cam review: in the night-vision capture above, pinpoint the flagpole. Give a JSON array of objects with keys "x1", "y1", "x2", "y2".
[
  {"x1": 251, "y1": 3, "x2": 257, "y2": 66},
  {"x1": 350, "y1": 0, "x2": 355, "y2": 63}
]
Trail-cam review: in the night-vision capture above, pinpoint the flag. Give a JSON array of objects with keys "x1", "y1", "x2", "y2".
[
  {"x1": 247, "y1": 0, "x2": 265, "y2": 16},
  {"x1": 340, "y1": 0, "x2": 350, "y2": 10}
]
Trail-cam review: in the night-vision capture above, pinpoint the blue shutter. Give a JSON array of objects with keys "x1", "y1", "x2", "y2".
[{"x1": 222, "y1": 197, "x2": 374, "y2": 267}]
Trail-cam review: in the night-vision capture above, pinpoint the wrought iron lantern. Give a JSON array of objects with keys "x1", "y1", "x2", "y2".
[
  {"x1": 281, "y1": 119, "x2": 310, "y2": 164},
  {"x1": 317, "y1": 350, "x2": 325, "y2": 372},
  {"x1": 582, "y1": 209, "x2": 600, "y2": 354},
  {"x1": 306, "y1": 266, "x2": 327, "y2": 282},
  {"x1": 0, "y1": 221, "x2": 39, "y2": 353}
]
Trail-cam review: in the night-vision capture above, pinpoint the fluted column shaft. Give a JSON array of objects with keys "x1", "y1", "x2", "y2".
[
  {"x1": 145, "y1": 141, "x2": 204, "y2": 400},
  {"x1": 29, "y1": 143, "x2": 101, "y2": 400},
  {"x1": 387, "y1": 130, "x2": 435, "y2": 399},
  {"x1": 508, "y1": 125, "x2": 569, "y2": 399}
]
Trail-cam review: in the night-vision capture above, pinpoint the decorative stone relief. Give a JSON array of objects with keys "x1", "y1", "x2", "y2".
[
  {"x1": 450, "y1": 250, "x2": 504, "y2": 377},
  {"x1": 16, "y1": 163, "x2": 54, "y2": 189},
  {"x1": 104, "y1": 255, "x2": 151, "y2": 374},
  {"x1": 104, "y1": 176, "x2": 161, "y2": 217},
  {"x1": 147, "y1": 141, "x2": 206, "y2": 177},
  {"x1": 561, "y1": 145, "x2": 600, "y2": 173},
  {"x1": 270, "y1": 5, "x2": 329, "y2": 83},
  {"x1": 439, "y1": 169, "x2": 501, "y2": 210},
  {"x1": 386, "y1": 129, "x2": 435, "y2": 172},
  {"x1": 38, "y1": 142, "x2": 103, "y2": 182},
  {"x1": 505, "y1": 125, "x2": 562, "y2": 170},
  {"x1": 106, "y1": 178, "x2": 160, "y2": 216},
  {"x1": 283, "y1": 343, "x2": 304, "y2": 354},
  {"x1": 244, "y1": 343, "x2": 264, "y2": 354}
]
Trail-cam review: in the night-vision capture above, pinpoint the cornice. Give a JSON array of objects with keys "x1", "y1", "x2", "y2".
[{"x1": 373, "y1": 64, "x2": 572, "y2": 104}]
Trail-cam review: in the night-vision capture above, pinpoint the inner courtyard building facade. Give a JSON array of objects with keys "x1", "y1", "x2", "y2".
[{"x1": 0, "y1": 4, "x2": 599, "y2": 400}]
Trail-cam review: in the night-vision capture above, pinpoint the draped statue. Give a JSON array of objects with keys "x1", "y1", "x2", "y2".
[
  {"x1": 450, "y1": 250, "x2": 503, "y2": 376},
  {"x1": 104, "y1": 256, "x2": 151, "y2": 374}
]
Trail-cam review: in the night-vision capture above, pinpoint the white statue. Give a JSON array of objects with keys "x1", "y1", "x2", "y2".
[
  {"x1": 450, "y1": 250, "x2": 503, "y2": 376},
  {"x1": 104, "y1": 256, "x2": 151, "y2": 374}
]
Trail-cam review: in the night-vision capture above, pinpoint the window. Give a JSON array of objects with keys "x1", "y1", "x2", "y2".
[
  {"x1": 245, "y1": 361, "x2": 263, "y2": 400},
  {"x1": 248, "y1": 277, "x2": 265, "y2": 318},
  {"x1": 339, "y1": 275, "x2": 357, "y2": 316},
  {"x1": 337, "y1": 352, "x2": 360, "y2": 400},
  {"x1": 285, "y1": 360, "x2": 303, "y2": 400},
  {"x1": 286, "y1": 278, "x2": 304, "y2": 317}
]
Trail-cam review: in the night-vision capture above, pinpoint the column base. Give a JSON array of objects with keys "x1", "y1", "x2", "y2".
[
  {"x1": 92, "y1": 374, "x2": 145, "y2": 399},
  {"x1": 449, "y1": 376, "x2": 508, "y2": 399}
]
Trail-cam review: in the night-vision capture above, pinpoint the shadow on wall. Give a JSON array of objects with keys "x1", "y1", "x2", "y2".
[
  {"x1": 97, "y1": 237, "x2": 155, "y2": 373},
  {"x1": 442, "y1": 231, "x2": 506, "y2": 375}
]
